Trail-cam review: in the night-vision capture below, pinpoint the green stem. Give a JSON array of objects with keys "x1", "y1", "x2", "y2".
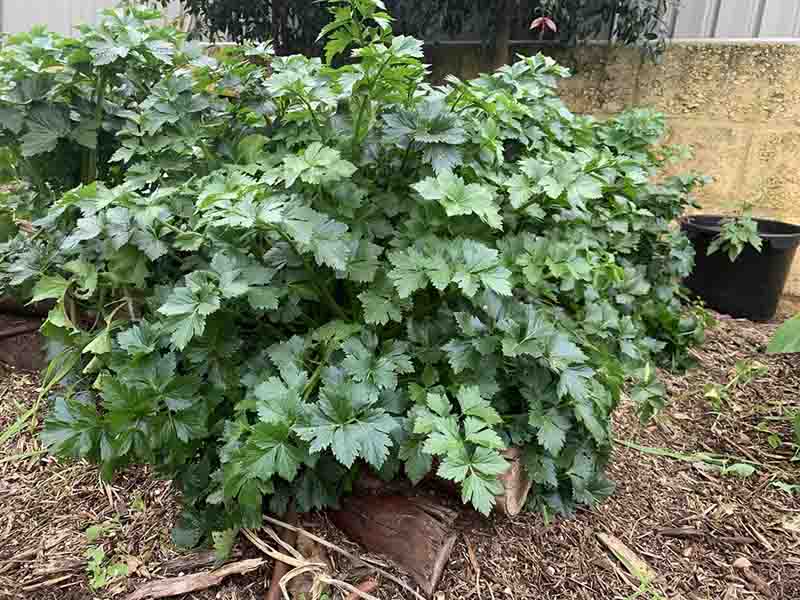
[
  {"x1": 85, "y1": 72, "x2": 108, "y2": 184},
  {"x1": 303, "y1": 253, "x2": 348, "y2": 320},
  {"x1": 293, "y1": 93, "x2": 325, "y2": 140},
  {"x1": 350, "y1": 94, "x2": 371, "y2": 158},
  {"x1": 303, "y1": 362, "x2": 325, "y2": 402},
  {"x1": 302, "y1": 343, "x2": 335, "y2": 402},
  {"x1": 275, "y1": 229, "x2": 349, "y2": 321},
  {"x1": 448, "y1": 90, "x2": 465, "y2": 114},
  {"x1": 516, "y1": 194, "x2": 548, "y2": 216},
  {"x1": 91, "y1": 287, "x2": 108, "y2": 330},
  {"x1": 11, "y1": 147, "x2": 51, "y2": 202},
  {"x1": 159, "y1": 220, "x2": 183, "y2": 235},
  {"x1": 399, "y1": 142, "x2": 414, "y2": 173},
  {"x1": 350, "y1": 55, "x2": 393, "y2": 158}
]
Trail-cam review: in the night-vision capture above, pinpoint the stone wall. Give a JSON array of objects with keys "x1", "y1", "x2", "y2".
[{"x1": 426, "y1": 41, "x2": 800, "y2": 295}]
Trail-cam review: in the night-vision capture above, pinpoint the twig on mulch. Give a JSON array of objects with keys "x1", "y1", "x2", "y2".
[
  {"x1": 125, "y1": 559, "x2": 266, "y2": 600},
  {"x1": 596, "y1": 533, "x2": 658, "y2": 586},
  {"x1": 243, "y1": 527, "x2": 382, "y2": 600},
  {"x1": 657, "y1": 527, "x2": 705, "y2": 539},
  {"x1": 464, "y1": 537, "x2": 482, "y2": 600},
  {"x1": 265, "y1": 509, "x2": 298, "y2": 600},
  {"x1": 157, "y1": 550, "x2": 243, "y2": 575}
]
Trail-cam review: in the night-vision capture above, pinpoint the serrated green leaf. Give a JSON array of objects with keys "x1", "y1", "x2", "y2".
[
  {"x1": 248, "y1": 287, "x2": 281, "y2": 311},
  {"x1": 768, "y1": 314, "x2": 800, "y2": 354},
  {"x1": 461, "y1": 471, "x2": 502, "y2": 515},
  {"x1": 388, "y1": 248, "x2": 428, "y2": 298},
  {"x1": 30, "y1": 274, "x2": 70, "y2": 303},
  {"x1": 358, "y1": 289, "x2": 403, "y2": 325},
  {"x1": 457, "y1": 386, "x2": 502, "y2": 425},
  {"x1": 558, "y1": 366, "x2": 594, "y2": 401},
  {"x1": 413, "y1": 172, "x2": 502, "y2": 229},
  {"x1": 171, "y1": 510, "x2": 204, "y2": 549},
  {"x1": 453, "y1": 240, "x2": 511, "y2": 297},
  {"x1": 426, "y1": 393, "x2": 451, "y2": 417},
  {"x1": 534, "y1": 411, "x2": 570, "y2": 456},
  {"x1": 464, "y1": 417, "x2": 504, "y2": 449},
  {"x1": 21, "y1": 105, "x2": 70, "y2": 156},
  {"x1": 390, "y1": 35, "x2": 424, "y2": 58},
  {"x1": 400, "y1": 440, "x2": 433, "y2": 484},
  {"x1": 283, "y1": 143, "x2": 357, "y2": 187},
  {"x1": 248, "y1": 422, "x2": 304, "y2": 481},
  {"x1": 83, "y1": 328, "x2": 112, "y2": 355},
  {"x1": 547, "y1": 333, "x2": 587, "y2": 369},
  {"x1": 255, "y1": 373, "x2": 305, "y2": 425},
  {"x1": 212, "y1": 529, "x2": 238, "y2": 561},
  {"x1": 347, "y1": 239, "x2": 383, "y2": 283},
  {"x1": 470, "y1": 447, "x2": 509, "y2": 476},
  {"x1": 523, "y1": 449, "x2": 558, "y2": 488},
  {"x1": 437, "y1": 447, "x2": 471, "y2": 482},
  {"x1": 573, "y1": 396, "x2": 607, "y2": 443},
  {"x1": 442, "y1": 339, "x2": 479, "y2": 374},
  {"x1": 423, "y1": 415, "x2": 462, "y2": 456}
]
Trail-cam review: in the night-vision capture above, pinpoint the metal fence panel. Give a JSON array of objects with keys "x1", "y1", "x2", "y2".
[
  {"x1": 673, "y1": 0, "x2": 720, "y2": 38},
  {"x1": 2, "y1": 0, "x2": 110, "y2": 35},
  {"x1": 0, "y1": 0, "x2": 183, "y2": 36},
  {"x1": 673, "y1": 0, "x2": 800, "y2": 39},
  {"x1": 713, "y1": 0, "x2": 763, "y2": 38},
  {"x1": 758, "y1": 0, "x2": 800, "y2": 37}
]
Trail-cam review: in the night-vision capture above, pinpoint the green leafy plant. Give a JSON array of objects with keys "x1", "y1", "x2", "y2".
[
  {"x1": 772, "y1": 481, "x2": 800, "y2": 496},
  {"x1": 767, "y1": 315, "x2": 800, "y2": 447},
  {"x1": 717, "y1": 462, "x2": 756, "y2": 478},
  {"x1": 707, "y1": 205, "x2": 763, "y2": 262},
  {"x1": 84, "y1": 521, "x2": 129, "y2": 589},
  {"x1": 86, "y1": 521, "x2": 118, "y2": 542},
  {"x1": 768, "y1": 314, "x2": 800, "y2": 354},
  {"x1": 86, "y1": 546, "x2": 129, "y2": 590},
  {"x1": 1, "y1": 0, "x2": 707, "y2": 548},
  {"x1": 620, "y1": 440, "x2": 759, "y2": 480},
  {"x1": 703, "y1": 359, "x2": 767, "y2": 410}
]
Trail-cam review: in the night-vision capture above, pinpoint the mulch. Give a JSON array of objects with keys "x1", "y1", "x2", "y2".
[{"x1": 1, "y1": 312, "x2": 798, "y2": 600}]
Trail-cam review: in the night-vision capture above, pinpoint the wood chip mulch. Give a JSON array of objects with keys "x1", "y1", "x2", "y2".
[{"x1": 1, "y1": 313, "x2": 798, "y2": 600}]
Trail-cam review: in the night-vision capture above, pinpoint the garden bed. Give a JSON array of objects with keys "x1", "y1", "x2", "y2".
[{"x1": 1, "y1": 311, "x2": 798, "y2": 600}]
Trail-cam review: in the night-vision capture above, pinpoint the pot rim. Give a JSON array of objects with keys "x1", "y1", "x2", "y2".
[{"x1": 682, "y1": 214, "x2": 800, "y2": 239}]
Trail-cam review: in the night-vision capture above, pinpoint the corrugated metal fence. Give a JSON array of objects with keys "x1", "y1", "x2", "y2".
[
  {"x1": 671, "y1": 0, "x2": 800, "y2": 39},
  {"x1": 0, "y1": 0, "x2": 183, "y2": 35},
  {"x1": 2, "y1": 1, "x2": 800, "y2": 39}
]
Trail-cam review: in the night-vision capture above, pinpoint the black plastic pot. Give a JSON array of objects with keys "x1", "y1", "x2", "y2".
[{"x1": 682, "y1": 215, "x2": 800, "y2": 321}]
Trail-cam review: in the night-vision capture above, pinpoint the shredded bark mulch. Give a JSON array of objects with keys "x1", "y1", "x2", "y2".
[{"x1": 1, "y1": 313, "x2": 798, "y2": 600}]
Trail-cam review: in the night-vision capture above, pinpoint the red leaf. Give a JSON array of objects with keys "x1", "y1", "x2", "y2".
[{"x1": 530, "y1": 16, "x2": 558, "y2": 33}]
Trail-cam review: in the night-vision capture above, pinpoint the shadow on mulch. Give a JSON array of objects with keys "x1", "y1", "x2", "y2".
[{"x1": 1, "y1": 315, "x2": 799, "y2": 600}]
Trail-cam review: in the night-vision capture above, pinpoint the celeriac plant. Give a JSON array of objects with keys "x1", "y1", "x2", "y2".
[
  {"x1": 0, "y1": 0, "x2": 707, "y2": 548},
  {"x1": 707, "y1": 207, "x2": 763, "y2": 261}
]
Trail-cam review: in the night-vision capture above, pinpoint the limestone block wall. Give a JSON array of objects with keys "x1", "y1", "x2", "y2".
[{"x1": 426, "y1": 41, "x2": 800, "y2": 295}]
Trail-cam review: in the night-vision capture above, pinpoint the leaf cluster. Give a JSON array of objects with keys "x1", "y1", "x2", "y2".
[{"x1": 707, "y1": 211, "x2": 763, "y2": 262}]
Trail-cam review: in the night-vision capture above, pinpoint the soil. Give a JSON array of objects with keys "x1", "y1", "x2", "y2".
[{"x1": 0, "y1": 313, "x2": 798, "y2": 600}]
